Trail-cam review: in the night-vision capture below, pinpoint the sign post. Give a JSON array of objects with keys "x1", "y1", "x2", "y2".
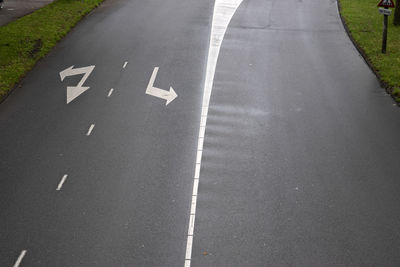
[
  {"x1": 382, "y1": 6, "x2": 389, "y2": 53},
  {"x1": 378, "y1": 0, "x2": 395, "y2": 53}
]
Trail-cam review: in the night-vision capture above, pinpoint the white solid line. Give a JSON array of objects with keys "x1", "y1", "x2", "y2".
[
  {"x1": 56, "y1": 174, "x2": 68, "y2": 191},
  {"x1": 184, "y1": 0, "x2": 243, "y2": 266},
  {"x1": 201, "y1": 107, "x2": 208, "y2": 117},
  {"x1": 190, "y1": 195, "x2": 197, "y2": 215},
  {"x1": 107, "y1": 88, "x2": 114, "y2": 97},
  {"x1": 200, "y1": 116, "x2": 207, "y2": 127},
  {"x1": 196, "y1": 151, "x2": 203, "y2": 164},
  {"x1": 194, "y1": 164, "x2": 201, "y2": 179},
  {"x1": 197, "y1": 138, "x2": 204, "y2": 151},
  {"x1": 199, "y1": 126, "x2": 206, "y2": 138},
  {"x1": 86, "y1": 124, "x2": 95, "y2": 136},
  {"x1": 185, "y1": 236, "x2": 193, "y2": 260},
  {"x1": 123, "y1": 61, "x2": 128, "y2": 68},
  {"x1": 192, "y1": 179, "x2": 199, "y2": 196},
  {"x1": 188, "y1": 214, "x2": 195, "y2": 236},
  {"x1": 13, "y1": 250, "x2": 27, "y2": 267}
]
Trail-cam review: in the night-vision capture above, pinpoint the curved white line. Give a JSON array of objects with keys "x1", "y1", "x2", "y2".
[
  {"x1": 184, "y1": 0, "x2": 244, "y2": 266},
  {"x1": 13, "y1": 250, "x2": 27, "y2": 267}
]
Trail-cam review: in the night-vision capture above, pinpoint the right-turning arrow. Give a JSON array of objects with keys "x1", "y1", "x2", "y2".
[{"x1": 145, "y1": 67, "x2": 177, "y2": 105}]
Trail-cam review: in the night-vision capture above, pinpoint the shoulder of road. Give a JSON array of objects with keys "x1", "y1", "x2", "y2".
[
  {"x1": 338, "y1": 0, "x2": 400, "y2": 103},
  {"x1": 0, "y1": 0, "x2": 104, "y2": 102}
]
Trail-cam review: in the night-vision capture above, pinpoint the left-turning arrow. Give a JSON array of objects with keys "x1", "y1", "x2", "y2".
[{"x1": 59, "y1": 65, "x2": 95, "y2": 104}]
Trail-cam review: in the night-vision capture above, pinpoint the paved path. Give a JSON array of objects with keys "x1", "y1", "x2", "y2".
[
  {"x1": 0, "y1": 0, "x2": 53, "y2": 26},
  {"x1": 0, "y1": 0, "x2": 400, "y2": 266}
]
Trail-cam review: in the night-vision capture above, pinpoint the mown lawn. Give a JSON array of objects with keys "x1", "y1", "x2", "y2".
[
  {"x1": 0, "y1": 0, "x2": 103, "y2": 100},
  {"x1": 339, "y1": 0, "x2": 400, "y2": 101}
]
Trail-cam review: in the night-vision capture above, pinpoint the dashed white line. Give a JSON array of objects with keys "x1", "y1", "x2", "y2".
[
  {"x1": 56, "y1": 174, "x2": 68, "y2": 191},
  {"x1": 107, "y1": 88, "x2": 114, "y2": 97},
  {"x1": 122, "y1": 61, "x2": 128, "y2": 69},
  {"x1": 184, "y1": 0, "x2": 243, "y2": 266},
  {"x1": 13, "y1": 250, "x2": 26, "y2": 267},
  {"x1": 86, "y1": 124, "x2": 95, "y2": 136}
]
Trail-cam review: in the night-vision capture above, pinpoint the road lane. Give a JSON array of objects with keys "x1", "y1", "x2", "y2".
[
  {"x1": 2, "y1": 0, "x2": 400, "y2": 266},
  {"x1": 191, "y1": 0, "x2": 400, "y2": 266},
  {"x1": 0, "y1": 0, "x2": 213, "y2": 265}
]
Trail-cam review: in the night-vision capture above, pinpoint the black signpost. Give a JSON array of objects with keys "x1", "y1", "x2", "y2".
[
  {"x1": 378, "y1": 0, "x2": 395, "y2": 53},
  {"x1": 382, "y1": 7, "x2": 389, "y2": 53}
]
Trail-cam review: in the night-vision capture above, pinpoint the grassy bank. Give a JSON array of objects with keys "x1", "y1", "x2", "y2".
[
  {"x1": 0, "y1": 0, "x2": 103, "y2": 100},
  {"x1": 338, "y1": 0, "x2": 400, "y2": 101}
]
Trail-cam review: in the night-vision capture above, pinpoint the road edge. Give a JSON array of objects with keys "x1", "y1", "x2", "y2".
[{"x1": 336, "y1": 0, "x2": 399, "y2": 104}]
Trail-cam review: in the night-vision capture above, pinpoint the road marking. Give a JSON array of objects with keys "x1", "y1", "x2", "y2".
[
  {"x1": 107, "y1": 88, "x2": 114, "y2": 97},
  {"x1": 185, "y1": 236, "x2": 193, "y2": 266},
  {"x1": 13, "y1": 250, "x2": 27, "y2": 267},
  {"x1": 197, "y1": 137, "x2": 204, "y2": 151},
  {"x1": 59, "y1": 65, "x2": 95, "y2": 104},
  {"x1": 123, "y1": 61, "x2": 128, "y2": 68},
  {"x1": 200, "y1": 116, "x2": 207, "y2": 127},
  {"x1": 194, "y1": 164, "x2": 201, "y2": 178},
  {"x1": 196, "y1": 151, "x2": 203, "y2": 164},
  {"x1": 87, "y1": 124, "x2": 95, "y2": 136},
  {"x1": 145, "y1": 67, "x2": 178, "y2": 105},
  {"x1": 184, "y1": 0, "x2": 243, "y2": 266},
  {"x1": 56, "y1": 174, "x2": 68, "y2": 191},
  {"x1": 199, "y1": 126, "x2": 206, "y2": 138},
  {"x1": 192, "y1": 179, "x2": 199, "y2": 196}
]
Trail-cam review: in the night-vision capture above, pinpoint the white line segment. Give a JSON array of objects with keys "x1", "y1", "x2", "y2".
[
  {"x1": 123, "y1": 61, "x2": 128, "y2": 68},
  {"x1": 184, "y1": 0, "x2": 243, "y2": 266},
  {"x1": 56, "y1": 174, "x2": 68, "y2": 191},
  {"x1": 107, "y1": 88, "x2": 114, "y2": 97},
  {"x1": 13, "y1": 250, "x2": 27, "y2": 267},
  {"x1": 86, "y1": 124, "x2": 95, "y2": 136}
]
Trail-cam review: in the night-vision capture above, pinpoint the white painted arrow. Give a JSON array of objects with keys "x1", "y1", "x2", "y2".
[
  {"x1": 146, "y1": 67, "x2": 177, "y2": 105},
  {"x1": 59, "y1": 65, "x2": 95, "y2": 104}
]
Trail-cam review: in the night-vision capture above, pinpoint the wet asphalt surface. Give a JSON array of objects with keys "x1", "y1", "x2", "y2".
[{"x1": 1, "y1": 0, "x2": 400, "y2": 266}]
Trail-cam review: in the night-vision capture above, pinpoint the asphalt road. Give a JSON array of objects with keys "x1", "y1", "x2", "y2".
[
  {"x1": 1, "y1": 0, "x2": 400, "y2": 266},
  {"x1": 0, "y1": 0, "x2": 54, "y2": 26}
]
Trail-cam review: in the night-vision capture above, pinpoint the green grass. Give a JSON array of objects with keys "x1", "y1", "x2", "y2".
[
  {"x1": 339, "y1": 0, "x2": 400, "y2": 100},
  {"x1": 0, "y1": 0, "x2": 103, "y2": 99}
]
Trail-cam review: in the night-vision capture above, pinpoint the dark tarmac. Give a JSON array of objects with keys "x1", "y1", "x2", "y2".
[{"x1": 1, "y1": 0, "x2": 400, "y2": 266}]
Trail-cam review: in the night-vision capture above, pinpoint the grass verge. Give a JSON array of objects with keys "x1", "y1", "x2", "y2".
[
  {"x1": 338, "y1": 0, "x2": 400, "y2": 102},
  {"x1": 0, "y1": 0, "x2": 103, "y2": 101}
]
